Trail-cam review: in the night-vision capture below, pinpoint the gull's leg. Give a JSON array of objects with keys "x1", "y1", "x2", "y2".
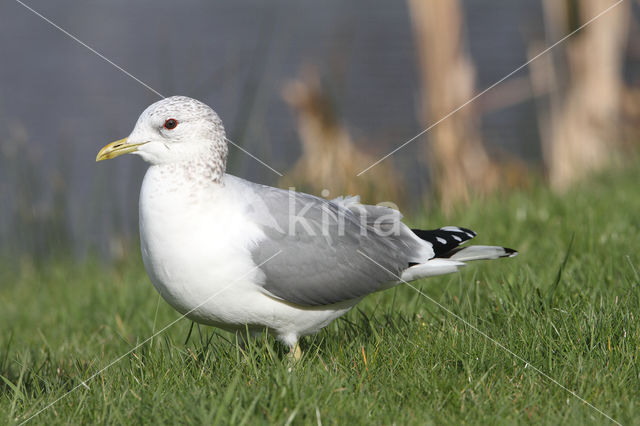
[
  {"x1": 236, "y1": 327, "x2": 263, "y2": 354},
  {"x1": 235, "y1": 329, "x2": 250, "y2": 351},
  {"x1": 288, "y1": 342, "x2": 302, "y2": 361},
  {"x1": 286, "y1": 343, "x2": 301, "y2": 371},
  {"x1": 281, "y1": 334, "x2": 301, "y2": 366}
]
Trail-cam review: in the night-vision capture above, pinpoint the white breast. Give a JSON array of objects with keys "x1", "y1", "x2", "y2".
[
  {"x1": 138, "y1": 167, "x2": 358, "y2": 344},
  {"x1": 138, "y1": 165, "x2": 265, "y2": 325}
]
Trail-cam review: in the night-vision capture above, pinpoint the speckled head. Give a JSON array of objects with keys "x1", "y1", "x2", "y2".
[{"x1": 97, "y1": 96, "x2": 228, "y2": 180}]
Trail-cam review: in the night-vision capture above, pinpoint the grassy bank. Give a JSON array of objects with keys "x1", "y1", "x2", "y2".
[{"x1": 1, "y1": 166, "x2": 639, "y2": 425}]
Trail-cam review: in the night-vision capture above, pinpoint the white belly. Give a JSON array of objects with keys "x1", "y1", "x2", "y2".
[{"x1": 138, "y1": 167, "x2": 357, "y2": 344}]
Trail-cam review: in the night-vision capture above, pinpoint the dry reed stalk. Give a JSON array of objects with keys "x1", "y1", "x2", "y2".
[
  {"x1": 408, "y1": 0, "x2": 502, "y2": 212},
  {"x1": 540, "y1": 0, "x2": 630, "y2": 190},
  {"x1": 281, "y1": 69, "x2": 403, "y2": 204}
]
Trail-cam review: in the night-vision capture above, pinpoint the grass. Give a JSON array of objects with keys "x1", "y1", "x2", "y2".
[{"x1": 1, "y1": 166, "x2": 640, "y2": 425}]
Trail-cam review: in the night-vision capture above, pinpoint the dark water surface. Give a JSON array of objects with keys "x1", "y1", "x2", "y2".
[{"x1": 0, "y1": 1, "x2": 558, "y2": 256}]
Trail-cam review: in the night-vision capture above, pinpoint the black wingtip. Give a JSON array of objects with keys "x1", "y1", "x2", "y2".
[
  {"x1": 503, "y1": 247, "x2": 518, "y2": 258},
  {"x1": 411, "y1": 226, "x2": 478, "y2": 257},
  {"x1": 456, "y1": 227, "x2": 477, "y2": 238}
]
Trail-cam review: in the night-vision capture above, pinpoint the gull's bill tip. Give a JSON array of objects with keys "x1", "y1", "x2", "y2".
[{"x1": 96, "y1": 138, "x2": 146, "y2": 162}]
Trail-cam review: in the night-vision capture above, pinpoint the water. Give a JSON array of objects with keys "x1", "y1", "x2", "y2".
[{"x1": 0, "y1": 0, "x2": 592, "y2": 258}]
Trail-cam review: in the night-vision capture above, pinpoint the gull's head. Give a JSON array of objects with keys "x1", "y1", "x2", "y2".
[{"x1": 96, "y1": 96, "x2": 227, "y2": 166}]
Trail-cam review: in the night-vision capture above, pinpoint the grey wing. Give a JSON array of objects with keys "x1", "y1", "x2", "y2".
[{"x1": 240, "y1": 182, "x2": 423, "y2": 306}]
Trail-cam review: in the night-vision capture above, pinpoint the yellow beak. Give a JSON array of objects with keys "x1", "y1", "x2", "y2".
[{"x1": 96, "y1": 138, "x2": 147, "y2": 162}]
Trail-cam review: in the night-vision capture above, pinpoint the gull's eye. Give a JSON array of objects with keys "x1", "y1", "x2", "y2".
[{"x1": 163, "y1": 118, "x2": 178, "y2": 130}]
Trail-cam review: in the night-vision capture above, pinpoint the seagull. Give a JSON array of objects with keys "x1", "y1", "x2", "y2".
[{"x1": 96, "y1": 96, "x2": 517, "y2": 360}]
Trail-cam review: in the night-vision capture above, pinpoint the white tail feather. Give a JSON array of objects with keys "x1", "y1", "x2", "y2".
[
  {"x1": 400, "y1": 259, "x2": 466, "y2": 281},
  {"x1": 447, "y1": 245, "x2": 517, "y2": 261},
  {"x1": 400, "y1": 245, "x2": 516, "y2": 282}
]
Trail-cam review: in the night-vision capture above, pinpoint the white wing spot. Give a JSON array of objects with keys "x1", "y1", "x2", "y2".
[
  {"x1": 441, "y1": 226, "x2": 462, "y2": 232},
  {"x1": 436, "y1": 237, "x2": 447, "y2": 244},
  {"x1": 453, "y1": 235, "x2": 462, "y2": 242}
]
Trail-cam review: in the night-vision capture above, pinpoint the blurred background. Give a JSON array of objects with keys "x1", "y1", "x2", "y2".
[{"x1": 1, "y1": 0, "x2": 639, "y2": 262}]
